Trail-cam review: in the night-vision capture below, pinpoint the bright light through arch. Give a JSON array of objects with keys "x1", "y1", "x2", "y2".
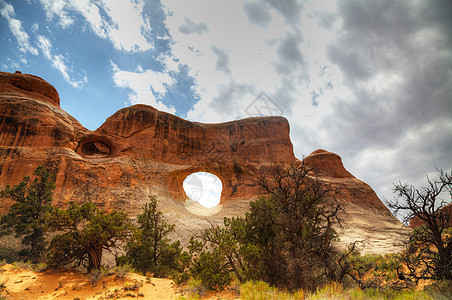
[{"x1": 183, "y1": 172, "x2": 222, "y2": 208}]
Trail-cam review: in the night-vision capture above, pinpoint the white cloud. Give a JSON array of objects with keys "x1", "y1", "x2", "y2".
[
  {"x1": 4, "y1": 57, "x2": 20, "y2": 70},
  {"x1": 178, "y1": 17, "x2": 209, "y2": 35},
  {"x1": 0, "y1": 0, "x2": 38, "y2": 55},
  {"x1": 38, "y1": 0, "x2": 153, "y2": 52},
  {"x1": 31, "y1": 23, "x2": 39, "y2": 32},
  {"x1": 4, "y1": 0, "x2": 448, "y2": 213},
  {"x1": 52, "y1": 54, "x2": 87, "y2": 88},
  {"x1": 101, "y1": 0, "x2": 153, "y2": 51},
  {"x1": 183, "y1": 172, "x2": 222, "y2": 208},
  {"x1": 37, "y1": 35, "x2": 52, "y2": 59},
  {"x1": 36, "y1": 35, "x2": 87, "y2": 88},
  {"x1": 39, "y1": 0, "x2": 74, "y2": 28},
  {"x1": 162, "y1": 0, "x2": 452, "y2": 208},
  {"x1": 163, "y1": 0, "x2": 294, "y2": 123},
  {"x1": 111, "y1": 62, "x2": 176, "y2": 114}
]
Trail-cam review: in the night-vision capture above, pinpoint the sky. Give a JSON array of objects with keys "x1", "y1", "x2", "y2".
[
  {"x1": 1, "y1": 0, "x2": 451, "y2": 209},
  {"x1": 183, "y1": 172, "x2": 222, "y2": 208}
]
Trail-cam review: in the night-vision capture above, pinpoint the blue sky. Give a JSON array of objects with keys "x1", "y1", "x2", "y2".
[{"x1": 1, "y1": 0, "x2": 451, "y2": 207}]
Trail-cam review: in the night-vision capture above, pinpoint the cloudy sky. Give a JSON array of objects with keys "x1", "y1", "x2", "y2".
[{"x1": 1, "y1": 0, "x2": 451, "y2": 208}]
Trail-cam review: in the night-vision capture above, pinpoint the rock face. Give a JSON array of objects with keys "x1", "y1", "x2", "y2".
[
  {"x1": 409, "y1": 204, "x2": 452, "y2": 229},
  {"x1": 0, "y1": 71, "x2": 407, "y2": 253}
]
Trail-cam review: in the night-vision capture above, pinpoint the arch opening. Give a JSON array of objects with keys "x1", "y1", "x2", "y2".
[{"x1": 183, "y1": 172, "x2": 222, "y2": 208}]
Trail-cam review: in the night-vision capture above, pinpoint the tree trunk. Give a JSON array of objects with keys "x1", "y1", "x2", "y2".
[
  {"x1": 226, "y1": 253, "x2": 244, "y2": 282},
  {"x1": 87, "y1": 246, "x2": 103, "y2": 272}
]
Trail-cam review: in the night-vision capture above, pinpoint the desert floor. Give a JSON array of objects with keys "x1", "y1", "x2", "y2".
[{"x1": 0, "y1": 264, "x2": 184, "y2": 300}]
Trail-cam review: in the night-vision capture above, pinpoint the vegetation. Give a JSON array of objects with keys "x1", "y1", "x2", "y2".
[
  {"x1": 0, "y1": 165, "x2": 55, "y2": 263},
  {"x1": 121, "y1": 195, "x2": 187, "y2": 277},
  {"x1": 240, "y1": 280, "x2": 304, "y2": 300},
  {"x1": 340, "y1": 252, "x2": 406, "y2": 290},
  {"x1": 386, "y1": 169, "x2": 452, "y2": 281},
  {"x1": 243, "y1": 164, "x2": 341, "y2": 291},
  {"x1": 0, "y1": 246, "x2": 20, "y2": 263},
  {"x1": 2, "y1": 165, "x2": 452, "y2": 299},
  {"x1": 47, "y1": 201, "x2": 134, "y2": 272},
  {"x1": 188, "y1": 236, "x2": 233, "y2": 290},
  {"x1": 187, "y1": 164, "x2": 342, "y2": 292}
]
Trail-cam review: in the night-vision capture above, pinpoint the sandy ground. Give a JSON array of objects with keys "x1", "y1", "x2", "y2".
[{"x1": 0, "y1": 264, "x2": 183, "y2": 300}]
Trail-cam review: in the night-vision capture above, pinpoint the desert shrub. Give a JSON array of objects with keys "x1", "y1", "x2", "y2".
[
  {"x1": 442, "y1": 226, "x2": 452, "y2": 234},
  {"x1": 348, "y1": 253, "x2": 401, "y2": 284},
  {"x1": 88, "y1": 269, "x2": 103, "y2": 285},
  {"x1": 185, "y1": 278, "x2": 207, "y2": 298},
  {"x1": 112, "y1": 264, "x2": 133, "y2": 279},
  {"x1": 0, "y1": 246, "x2": 21, "y2": 263},
  {"x1": 173, "y1": 270, "x2": 190, "y2": 285},
  {"x1": 11, "y1": 260, "x2": 34, "y2": 270},
  {"x1": 32, "y1": 262, "x2": 47, "y2": 272},
  {"x1": 189, "y1": 248, "x2": 232, "y2": 291},
  {"x1": 123, "y1": 280, "x2": 142, "y2": 291}
]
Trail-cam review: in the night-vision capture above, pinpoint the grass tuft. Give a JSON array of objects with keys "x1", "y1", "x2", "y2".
[{"x1": 240, "y1": 280, "x2": 304, "y2": 300}]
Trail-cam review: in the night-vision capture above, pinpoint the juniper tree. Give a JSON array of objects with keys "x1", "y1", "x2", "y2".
[
  {"x1": 0, "y1": 165, "x2": 55, "y2": 263},
  {"x1": 124, "y1": 196, "x2": 185, "y2": 277},
  {"x1": 190, "y1": 164, "x2": 342, "y2": 292},
  {"x1": 48, "y1": 202, "x2": 134, "y2": 272}
]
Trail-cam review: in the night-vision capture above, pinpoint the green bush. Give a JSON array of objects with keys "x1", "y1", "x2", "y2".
[
  {"x1": 0, "y1": 246, "x2": 21, "y2": 263},
  {"x1": 186, "y1": 165, "x2": 343, "y2": 292},
  {"x1": 348, "y1": 253, "x2": 401, "y2": 285},
  {"x1": 173, "y1": 271, "x2": 190, "y2": 285},
  {"x1": 442, "y1": 227, "x2": 452, "y2": 236},
  {"x1": 189, "y1": 250, "x2": 232, "y2": 291}
]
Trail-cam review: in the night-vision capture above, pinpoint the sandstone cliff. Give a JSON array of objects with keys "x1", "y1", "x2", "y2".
[
  {"x1": 409, "y1": 203, "x2": 452, "y2": 229},
  {"x1": 0, "y1": 71, "x2": 407, "y2": 253}
]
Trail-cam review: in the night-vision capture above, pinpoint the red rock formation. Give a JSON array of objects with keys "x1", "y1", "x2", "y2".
[
  {"x1": 86, "y1": 103, "x2": 295, "y2": 200},
  {"x1": 0, "y1": 71, "x2": 60, "y2": 107},
  {"x1": 304, "y1": 149, "x2": 353, "y2": 178},
  {"x1": 0, "y1": 71, "x2": 408, "y2": 253},
  {"x1": 0, "y1": 71, "x2": 396, "y2": 225},
  {"x1": 303, "y1": 149, "x2": 389, "y2": 212},
  {"x1": 409, "y1": 204, "x2": 452, "y2": 229}
]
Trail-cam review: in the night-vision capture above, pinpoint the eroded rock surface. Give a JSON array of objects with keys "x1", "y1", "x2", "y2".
[
  {"x1": 0, "y1": 71, "x2": 407, "y2": 254},
  {"x1": 409, "y1": 203, "x2": 452, "y2": 229}
]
